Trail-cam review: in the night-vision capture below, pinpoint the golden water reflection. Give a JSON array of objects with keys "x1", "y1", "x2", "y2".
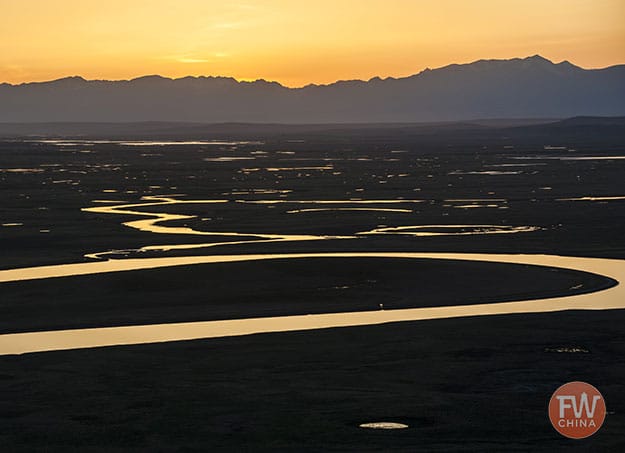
[
  {"x1": 80, "y1": 196, "x2": 538, "y2": 258},
  {"x1": 0, "y1": 252, "x2": 622, "y2": 355}
]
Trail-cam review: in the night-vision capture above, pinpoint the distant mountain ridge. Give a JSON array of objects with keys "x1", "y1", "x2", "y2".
[{"x1": 1, "y1": 55, "x2": 624, "y2": 123}]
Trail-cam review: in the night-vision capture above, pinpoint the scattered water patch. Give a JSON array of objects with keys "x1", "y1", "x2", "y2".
[
  {"x1": 203, "y1": 157, "x2": 256, "y2": 162},
  {"x1": 358, "y1": 225, "x2": 540, "y2": 237},
  {"x1": 0, "y1": 168, "x2": 45, "y2": 174},
  {"x1": 511, "y1": 155, "x2": 625, "y2": 161},
  {"x1": 449, "y1": 170, "x2": 522, "y2": 175},
  {"x1": 558, "y1": 196, "x2": 625, "y2": 201},
  {"x1": 452, "y1": 204, "x2": 503, "y2": 209},
  {"x1": 287, "y1": 208, "x2": 413, "y2": 214},
  {"x1": 32, "y1": 139, "x2": 261, "y2": 146},
  {"x1": 265, "y1": 166, "x2": 334, "y2": 171},
  {"x1": 359, "y1": 422, "x2": 409, "y2": 430}
]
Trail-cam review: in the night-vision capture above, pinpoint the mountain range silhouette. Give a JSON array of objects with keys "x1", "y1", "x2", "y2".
[{"x1": 1, "y1": 55, "x2": 624, "y2": 123}]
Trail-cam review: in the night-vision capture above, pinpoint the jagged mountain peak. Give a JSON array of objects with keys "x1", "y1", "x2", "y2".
[{"x1": 1, "y1": 56, "x2": 623, "y2": 122}]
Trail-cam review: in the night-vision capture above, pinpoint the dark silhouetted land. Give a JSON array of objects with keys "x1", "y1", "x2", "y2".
[
  {"x1": 1, "y1": 56, "x2": 624, "y2": 123},
  {"x1": 1, "y1": 119, "x2": 624, "y2": 450}
]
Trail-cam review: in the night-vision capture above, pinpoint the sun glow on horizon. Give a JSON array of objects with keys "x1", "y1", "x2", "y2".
[{"x1": 1, "y1": 0, "x2": 624, "y2": 87}]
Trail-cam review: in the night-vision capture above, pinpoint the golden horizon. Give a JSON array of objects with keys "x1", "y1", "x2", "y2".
[
  {"x1": 2, "y1": 54, "x2": 623, "y2": 89},
  {"x1": 1, "y1": 0, "x2": 624, "y2": 87}
]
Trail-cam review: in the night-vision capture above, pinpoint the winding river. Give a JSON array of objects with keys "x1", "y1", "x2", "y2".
[
  {"x1": 0, "y1": 196, "x2": 622, "y2": 355},
  {"x1": 0, "y1": 252, "x2": 623, "y2": 355},
  {"x1": 79, "y1": 196, "x2": 540, "y2": 258}
]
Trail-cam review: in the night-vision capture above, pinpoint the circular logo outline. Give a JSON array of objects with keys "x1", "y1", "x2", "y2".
[{"x1": 548, "y1": 381, "x2": 606, "y2": 439}]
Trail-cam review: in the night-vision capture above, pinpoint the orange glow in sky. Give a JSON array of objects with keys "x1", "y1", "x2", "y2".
[{"x1": 1, "y1": 0, "x2": 624, "y2": 87}]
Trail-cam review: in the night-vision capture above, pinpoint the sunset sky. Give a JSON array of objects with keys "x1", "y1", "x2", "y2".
[{"x1": 1, "y1": 0, "x2": 624, "y2": 87}]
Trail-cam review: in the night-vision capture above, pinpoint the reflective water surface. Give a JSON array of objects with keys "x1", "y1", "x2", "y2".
[
  {"x1": 3, "y1": 141, "x2": 623, "y2": 356},
  {"x1": 79, "y1": 196, "x2": 538, "y2": 258},
  {"x1": 558, "y1": 196, "x2": 625, "y2": 201},
  {"x1": 0, "y1": 252, "x2": 622, "y2": 355},
  {"x1": 32, "y1": 139, "x2": 261, "y2": 146}
]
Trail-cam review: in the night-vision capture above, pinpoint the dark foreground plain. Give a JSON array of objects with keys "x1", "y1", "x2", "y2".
[
  {"x1": 1, "y1": 119, "x2": 625, "y2": 451},
  {"x1": 1, "y1": 311, "x2": 624, "y2": 451}
]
